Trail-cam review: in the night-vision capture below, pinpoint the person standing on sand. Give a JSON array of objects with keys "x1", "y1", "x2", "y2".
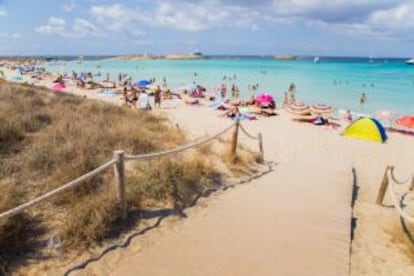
[
  {"x1": 283, "y1": 92, "x2": 289, "y2": 108},
  {"x1": 154, "y1": 85, "x2": 162, "y2": 108},
  {"x1": 360, "y1": 92, "x2": 367, "y2": 111},
  {"x1": 138, "y1": 90, "x2": 151, "y2": 110}
]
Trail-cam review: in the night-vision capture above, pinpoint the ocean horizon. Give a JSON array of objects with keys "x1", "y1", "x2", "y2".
[{"x1": 2, "y1": 55, "x2": 413, "y2": 62}]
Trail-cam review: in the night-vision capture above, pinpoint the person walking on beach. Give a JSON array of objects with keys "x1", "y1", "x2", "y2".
[{"x1": 360, "y1": 92, "x2": 367, "y2": 111}]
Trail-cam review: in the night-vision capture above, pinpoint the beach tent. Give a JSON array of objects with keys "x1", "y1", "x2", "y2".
[
  {"x1": 342, "y1": 117, "x2": 387, "y2": 143},
  {"x1": 0, "y1": 70, "x2": 5, "y2": 79}
]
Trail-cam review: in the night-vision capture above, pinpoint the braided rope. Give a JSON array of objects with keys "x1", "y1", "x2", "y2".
[
  {"x1": 238, "y1": 123, "x2": 259, "y2": 140},
  {"x1": 390, "y1": 167, "x2": 414, "y2": 185},
  {"x1": 0, "y1": 159, "x2": 116, "y2": 220},
  {"x1": 125, "y1": 121, "x2": 236, "y2": 161},
  {"x1": 388, "y1": 169, "x2": 414, "y2": 223}
]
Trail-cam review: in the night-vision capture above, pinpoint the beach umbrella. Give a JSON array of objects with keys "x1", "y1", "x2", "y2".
[
  {"x1": 286, "y1": 102, "x2": 311, "y2": 115},
  {"x1": 374, "y1": 110, "x2": 395, "y2": 127},
  {"x1": 374, "y1": 110, "x2": 395, "y2": 121},
  {"x1": 395, "y1": 116, "x2": 414, "y2": 129},
  {"x1": 135, "y1": 79, "x2": 151, "y2": 87},
  {"x1": 255, "y1": 93, "x2": 274, "y2": 105},
  {"x1": 52, "y1": 83, "x2": 66, "y2": 91},
  {"x1": 310, "y1": 104, "x2": 334, "y2": 114}
]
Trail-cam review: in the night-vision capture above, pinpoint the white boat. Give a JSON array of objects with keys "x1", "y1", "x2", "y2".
[
  {"x1": 406, "y1": 58, "x2": 414, "y2": 65},
  {"x1": 313, "y1": 56, "x2": 320, "y2": 63}
]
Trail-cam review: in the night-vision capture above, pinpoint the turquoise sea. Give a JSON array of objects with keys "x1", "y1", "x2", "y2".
[{"x1": 44, "y1": 57, "x2": 414, "y2": 115}]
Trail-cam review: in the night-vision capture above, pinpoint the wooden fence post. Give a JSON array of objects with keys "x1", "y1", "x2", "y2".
[
  {"x1": 230, "y1": 119, "x2": 240, "y2": 161},
  {"x1": 376, "y1": 166, "x2": 390, "y2": 205},
  {"x1": 258, "y1": 133, "x2": 264, "y2": 164},
  {"x1": 410, "y1": 175, "x2": 414, "y2": 191},
  {"x1": 114, "y1": 150, "x2": 127, "y2": 221}
]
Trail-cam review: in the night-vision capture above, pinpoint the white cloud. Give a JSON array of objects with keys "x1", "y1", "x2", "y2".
[
  {"x1": 0, "y1": 8, "x2": 6, "y2": 16},
  {"x1": 36, "y1": 17, "x2": 104, "y2": 38},
  {"x1": 90, "y1": 1, "x2": 259, "y2": 32},
  {"x1": 36, "y1": 17, "x2": 66, "y2": 35},
  {"x1": 0, "y1": 32, "x2": 21, "y2": 39},
  {"x1": 88, "y1": 1, "x2": 414, "y2": 42},
  {"x1": 62, "y1": 0, "x2": 76, "y2": 12},
  {"x1": 367, "y1": 4, "x2": 414, "y2": 32}
]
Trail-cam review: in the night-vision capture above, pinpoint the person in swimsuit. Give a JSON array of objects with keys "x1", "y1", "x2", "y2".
[
  {"x1": 343, "y1": 110, "x2": 352, "y2": 122},
  {"x1": 360, "y1": 92, "x2": 367, "y2": 111},
  {"x1": 154, "y1": 85, "x2": 162, "y2": 108}
]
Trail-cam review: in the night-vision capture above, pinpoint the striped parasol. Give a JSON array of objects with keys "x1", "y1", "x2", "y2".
[
  {"x1": 310, "y1": 104, "x2": 334, "y2": 114},
  {"x1": 374, "y1": 110, "x2": 395, "y2": 127},
  {"x1": 374, "y1": 110, "x2": 395, "y2": 121},
  {"x1": 286, "y1": 102, "x2": 311, "y2": 115}
]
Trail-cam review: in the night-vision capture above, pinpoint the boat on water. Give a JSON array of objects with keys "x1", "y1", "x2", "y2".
[
  {"x1": 406, "y1": 58, "x2": 414, "y2": 65},
  {"x1": 313, "y1": 56, "x2": 320, "y2": 63}
]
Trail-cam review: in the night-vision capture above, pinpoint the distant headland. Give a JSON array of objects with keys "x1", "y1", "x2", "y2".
[
  {"x1": 273, "y1": 55, "x2": 297, "y2": 60},
  {"x1": 109, "y1": 53, "x2": 204, "y2": 61}
]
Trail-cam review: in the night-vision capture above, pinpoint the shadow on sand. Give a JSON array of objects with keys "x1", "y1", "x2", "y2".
[{"x1": 64, "y1": 161, "x2": 276, "y2": 275}]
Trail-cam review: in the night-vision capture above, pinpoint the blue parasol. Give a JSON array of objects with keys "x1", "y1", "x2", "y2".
[{"x1": 135, "y1": 79, "x2": 151, "y2": 87}]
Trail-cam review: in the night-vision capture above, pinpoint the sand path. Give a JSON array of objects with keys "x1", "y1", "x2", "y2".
[
  {"x1": 71, "y1": 107, "x2": 355, "y2": 276},
  {"x1": 108, "y1": 158, "x2": 352, "y2": 276}
]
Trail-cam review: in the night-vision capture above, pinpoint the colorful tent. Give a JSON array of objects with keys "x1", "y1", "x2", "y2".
[{"x1": 342, "y1": 117, "x2": 387, "y2": 143}]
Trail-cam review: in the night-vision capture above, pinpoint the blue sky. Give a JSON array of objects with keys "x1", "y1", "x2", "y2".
[{"x1": 0, "y1": 0, "x2": 414, "y2": 57}]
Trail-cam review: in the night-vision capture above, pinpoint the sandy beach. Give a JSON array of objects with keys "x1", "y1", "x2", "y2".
[{"x1": 1, "y1": 66, "x2": 414, "y2": 275}]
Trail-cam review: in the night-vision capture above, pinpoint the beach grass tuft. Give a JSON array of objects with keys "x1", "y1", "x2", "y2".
[{"x1": 0, "y1": 181, "x2": 33, "y2": 263}]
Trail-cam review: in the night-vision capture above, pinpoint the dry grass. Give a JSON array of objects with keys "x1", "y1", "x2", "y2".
[
  {"x1": 390, "y1": 220, "x2": 414, "y2": 261},
  {"x1": 128, "y1": 154, "x2": 218, "y2": 210},
  {"x1": 0, "y1": 82, "x2": 259, "y2": 269},
  {"x1": 0, "y1": 181, "x2": 33, "y2": 263}
]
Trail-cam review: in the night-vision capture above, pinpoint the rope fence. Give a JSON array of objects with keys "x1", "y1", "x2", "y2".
[
  {"x1": 238, "y1": 123, "x2": 264, "y2": 163},
  {"x1": 125, "y1": 122, "x2": 236, "y2": 161},
  {"x1": 376, "y1": 166, "x2": 414, "y2": 223},
  {"x1": 0, "y1": 119, "x2": 264, "y2": 221},
  {"x1": 238, "y1": 124, "x2": 259, "y2": 140}
]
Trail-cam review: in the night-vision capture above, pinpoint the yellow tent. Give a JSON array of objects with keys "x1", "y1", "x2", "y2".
[{"x1": 342, "y1": 118, "x2": 387, "y2": 143}]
